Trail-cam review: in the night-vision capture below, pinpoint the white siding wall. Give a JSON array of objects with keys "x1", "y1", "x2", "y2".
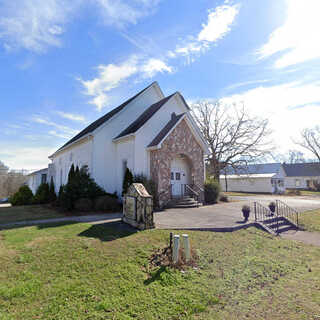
[
  {"x1": 51, "y1": 139, "x2": 92, "y2": 192},
  {"x1": 27, "y1": 169, "x2": 48, "y2": 195},
  {"x1": 285, "y1": 176, "x2": 320, "y2": 189},
  {"x1": 91, "y1": 84, "x2": 163, "y2": 196},
  {"x1": 220, "y1": 177, "x2": 273, "y2": 193}
]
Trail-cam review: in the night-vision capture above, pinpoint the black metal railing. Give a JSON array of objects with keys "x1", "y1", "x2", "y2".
[
  {"x1": 276, "y1": 199, "x2": 299, "y2": 228},
  {"x1": 185, "y1": 184, "x2": 200, "y2": 204},
  {"x1": 254, "y1": 202, "x2": 270, "y2": 222}
]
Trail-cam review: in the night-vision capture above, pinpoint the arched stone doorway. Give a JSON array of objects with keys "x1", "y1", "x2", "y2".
[{"x1": 170, "y1": 154, "x2": 192, "y2": 197}]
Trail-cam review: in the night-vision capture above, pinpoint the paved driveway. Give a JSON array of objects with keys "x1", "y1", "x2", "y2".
[{"x1": 154, "y1": 196, "x2": 320, "y2": 230}]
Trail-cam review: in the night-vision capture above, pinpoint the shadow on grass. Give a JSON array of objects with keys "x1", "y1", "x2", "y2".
[
  {"x1": 144, "y1": 266, "x2": 167, "y2": 286},
  {"x1": 78, "y1": 221, "x2": 138, "y2": 242}
]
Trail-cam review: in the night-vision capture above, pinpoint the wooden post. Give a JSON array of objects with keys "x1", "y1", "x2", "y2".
[
  {"x1": 182, "y1": 234, "x2": 190, "y2": 262},
  {"x1": 169, "y1": 232, "x2": 173, "y2": 249},
  {"x1": 173, "y1": 235, "x2": 180, "y2": 264}
]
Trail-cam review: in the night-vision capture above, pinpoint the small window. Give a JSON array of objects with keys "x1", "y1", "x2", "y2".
[
  {"x1": 171, "y1": 172, "x2": 174, "y2": 180},
  {"x1": 175, "y1": 172, "x2": 181, "y2": 180},
  {"x1": 41, "y1": 174, "x2": 47, "y2": 184},
  {"x1": 295, "y1": 179, "x2": 301, "y2": 187}
]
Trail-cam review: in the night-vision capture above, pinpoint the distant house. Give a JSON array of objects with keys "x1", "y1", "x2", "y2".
[
  {"x1": 283, "y1": 163, "x2": 320, "y2": 189},
  {"x1": 220, "y1": 163, "x2": 286, "y2": 194},
  {"x1": 27, "y1": 168, "x2": 48, "y2": 195},
  {"x1": 26, "y1": 82, "x2": 209, "y2": 204},
  {"x1": 220, "y1": 162, "x2": 320, "y2": 193}
]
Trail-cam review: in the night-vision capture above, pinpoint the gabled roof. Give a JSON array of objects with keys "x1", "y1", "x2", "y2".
[
  {"x1": 52, "y1": 82, "x2": 157, "y2": 155},
  {"x1": 114, "y1": 93, "x2": 175, "y2": 140},
  {"x1": 283, "y1": 163, "x2": 320, "y2": 177},
  {"x1": 28, "y1": 168, "x2": 48, "y2": 176},
  {"x1": 148, "y1": 113, "x2": 185, "y2": 147},
  {"x1": 225, "y1": 163, "x2": 282, "y2": 175}
]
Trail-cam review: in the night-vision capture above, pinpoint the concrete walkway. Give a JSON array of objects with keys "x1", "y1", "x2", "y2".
[{"x1": 0, "y1": 213, "x2": 122, "y2": 229}]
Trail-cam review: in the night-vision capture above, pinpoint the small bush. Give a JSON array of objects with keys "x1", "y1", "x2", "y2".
[
  {"x1": 9, "y1": 185, "x2": 33, "y2": 206},
  {"x1": 74, "y1": 198, "x2": 93, "y2": 212},
  {"x1": 204, "y1": 179, "x2": 220, "y2": 204},
  {"x1": 122, "y1": 168, "x2": 133, "y2": 196},
  {"x1": 94, "y1": 195, "x2": 120, "y2": 212},
  {"x1": 33, "y1": 183, "x2": 50, "y2": 204},
  {"x1": 59, "y1": 165, "x2": 106, "y2": 211},
  {"x1": 48, "y1": 177, "x2": 57, "y2": 203},
  {"x1": 220, "y1": 195, "x2": 229, "y2": 202}
]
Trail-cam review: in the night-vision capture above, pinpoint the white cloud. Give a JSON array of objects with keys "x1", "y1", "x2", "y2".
[
  {"x1": 80, "y1": 55, "x2": 172, "y2": 110},
  {"x1": 0, "y1": 0, "x2": 161, "y2": 52},
  {"x1": 174, "y1": 3, "x2": 240, "y2": 61},
  {"x1": 94, "y1": 0, "x2": 161, "y2": 28},
  {"x1": 55, "y1": 111, "x2": 87, "y2": 123},
  {"x1": 198, "y1": 4, "x2": 240, "y2": 42},
  {"x1": 221, "y1": 82, "x2": 320, "y2": 154},
  {"x1": 0, "y1": 0, "x2": 80, "y2": 52},
  {"x1": 32, "y1": 116, "x2": 78, "y2": 136},
  {"x1": 258, "y1": 0, "x2": 320, "y2": 68},
  {"x1": 0, "y1": 144, "x2": 54, "y2": 170},
  {"x1": 141, "y1": 58, "x2": 173, "y2": 78}
]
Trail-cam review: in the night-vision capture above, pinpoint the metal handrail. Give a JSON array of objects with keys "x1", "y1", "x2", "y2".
[
  {"x1": 254, "y1": 202, "x2": 270, "y2": 222},
  {"x1": 185, "y1": 184, "x2": 200, "y2": 204},
  {"x1": 276, "y1": 199, "x2": 299, "y2": 228}
]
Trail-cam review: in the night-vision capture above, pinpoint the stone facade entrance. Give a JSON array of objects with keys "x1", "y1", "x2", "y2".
[{"x1": 150, "y1": 119, "x2": 205, "y2": 206}]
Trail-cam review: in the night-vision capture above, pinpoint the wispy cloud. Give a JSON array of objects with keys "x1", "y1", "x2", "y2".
[
  {"x1": 94, "y1": 0, "x2": 161, "y2": 29},
  {"x1": 32, "y1": 116, "x2": 78, "y2": 136},
  {"x1": 173, "y1": 3, "x2": 240, "y2": 63},
  {"x1": 0, "y1": 0, "x2": 81, "y2": 53},
  {"x1": 257, "y1": 0, "x2": 320, "y2": 68},
  {"x1": 55, "y1": 111, "x2": 87, "y2": 124},
  {"x1": 79, "y1": 55, "x2": 172, "y2": 110},
  {"x1": 0, "y1": 0, "x2": 161, "y2": 53}
]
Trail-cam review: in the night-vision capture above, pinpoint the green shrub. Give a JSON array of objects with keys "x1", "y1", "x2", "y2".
[
  {"x1": 204, "y1": 179, "x2": 220, "y2": 204},
  {"x1": 48, "y1": 177, "x2": 57, "y2": 203},
  {"x1": 122, "y1": 168, "x2": 133, "y2": 196},
  {"x1": 9, "y1": 185, "x2": 33, "y2": 206},
  {"x1": 59, "y1": 165, "x2": 106, "y2": 211},
  {"x1": 74, "y1": 198, "x2": 93, "y2": 212},
  {"x1": 33, "y1": 183, "x2": 50, "y2": 204},
  {"x1": 94, "y1": 195, "x2": 120, "y2": 212}
]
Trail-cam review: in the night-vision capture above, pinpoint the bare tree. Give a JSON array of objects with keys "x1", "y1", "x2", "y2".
[
  {"x1": 294, "y1": 126, "x2": 320, "y2": 162},
  {"x1": 288, "y1": 150, "x2": 305, "y2": 164},
  {"x1": 0, "y1": 161, "x2": 28, "y2": 198},
  {"x1": 191, "y1": 100, "x2": 273, "y2": 181}
]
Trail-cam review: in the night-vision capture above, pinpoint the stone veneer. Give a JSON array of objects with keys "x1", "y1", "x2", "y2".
[{"x1": 150, "y1": 118, "x2": 204, "y2": 205}]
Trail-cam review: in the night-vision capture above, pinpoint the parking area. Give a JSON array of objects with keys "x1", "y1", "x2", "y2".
[{"x1": 154, "y1": 195, "x2": 320, "y2": 230}]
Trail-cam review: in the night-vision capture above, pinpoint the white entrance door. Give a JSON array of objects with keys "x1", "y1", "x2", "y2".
[{"x1": 171, "y1": 168, "x2": 187, "y2": 197}]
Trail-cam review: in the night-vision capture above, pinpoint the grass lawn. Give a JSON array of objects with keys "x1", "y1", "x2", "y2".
[
  {"x1": 0, "y1": 223, "x2": 320, "y2": 319},
  {"x1": 224, "y1": 192, "x2": 260, "y2": 197},
  {"x1": 299, "y1": 190, "x2": 320, "y2": 197},
  {"x1": 299, "y1": 209, "x2": 320, "y2": 232},
  {"x1": 0, "y1": 205, "x2": 64, "y2": 224}
]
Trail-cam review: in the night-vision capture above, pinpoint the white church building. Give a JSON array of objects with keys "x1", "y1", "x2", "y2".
[{"x1": 28, "y1": 82, "x2": 209, "y2": 204}]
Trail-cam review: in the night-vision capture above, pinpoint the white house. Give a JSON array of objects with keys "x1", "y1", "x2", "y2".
[
  {"x1": 282, "y1": 163, "x2": 320, "y2": 189},
  {"x1": 220, "y1": 163, "x2": 286, "y2": 194},
  {"x1": 27, "y1": 168, "x2": 48, "y2": 195},
  {"x1": 28, "y1": 82, "x2": 209, "y2": 204}
]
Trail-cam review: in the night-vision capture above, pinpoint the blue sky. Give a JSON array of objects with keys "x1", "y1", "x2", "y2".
[{"x1": 1, "y1": 0, "x2": 319, "y2": 170}]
